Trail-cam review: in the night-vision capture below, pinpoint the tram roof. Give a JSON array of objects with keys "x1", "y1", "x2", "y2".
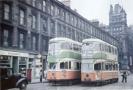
[
  {"x1": 49, "y1": 37, "x2": 82, "y2": 45},
  {"x1": 82, "y1": 38, "x2": 116, "y2": 48}
]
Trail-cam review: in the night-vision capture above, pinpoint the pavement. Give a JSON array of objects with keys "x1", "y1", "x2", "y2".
[{"x1": 30, "y1": 78, "x2": 48, "y2": 84}]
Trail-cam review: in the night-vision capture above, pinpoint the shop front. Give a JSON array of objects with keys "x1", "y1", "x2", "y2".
[
  {"x1": 0, "y1": 50, "x2": 47, "y2": 82},
  {"x1": 0, "y1": 50, "x2": 29, "y2": 76}
]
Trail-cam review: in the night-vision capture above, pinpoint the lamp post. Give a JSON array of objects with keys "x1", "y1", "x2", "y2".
[{"x1": 37, "y1": 54, "x2": 42, "y2": 70}]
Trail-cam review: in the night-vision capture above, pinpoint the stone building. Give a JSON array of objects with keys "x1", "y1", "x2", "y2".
[
  {"x1": 0, "y1": 0, "x2": 119, "y2": 81},
  {"x1": 109, "y1": 4, "x2": 133, "y2": 71}
]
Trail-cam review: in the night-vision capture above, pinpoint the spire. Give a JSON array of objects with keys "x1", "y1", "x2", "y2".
[{"x1": 109, "y1": 5, "x2": 113, "y2": 14}]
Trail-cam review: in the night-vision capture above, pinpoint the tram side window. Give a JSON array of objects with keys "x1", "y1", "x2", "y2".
[
  {"x1": 94, "y1": 63, "x2": 101, "y2": 70},
  {"x1": 113, "y1": 64, "x2": 115, "y2": 70},
  {"x1": 109, "y1": 46, "x2": 111, "y2": 53},
  {"x1": 105, "y1": 64, "x2": 109, "y2": 70},
  {"x1": 109, "y1": 64, "x2": 112, "y2": 70},
  {"x1": 60, "y1": 62, "x2": 64, "y2": 69},
  {"x1": 69, "y1": 61, "x2": 71, "y2": 69},
  {"x1": 112, "y1": 47, "x2": 115, "y2": 54},
  {"x1": 115, "y1": 64, "x2": 118, "y2": 70},
  {"x1": 99, "y1": 44, "x2": 102, "y2": 51},
  {"x1": 64, "y1": 62, "x2": 68, "y2": 69},
  {"x1": 76, "y1": 62, "x2": 80, "y2": 70},
  {"x1": 73, "y1": 62, "x2": 80, "y2": 70}
]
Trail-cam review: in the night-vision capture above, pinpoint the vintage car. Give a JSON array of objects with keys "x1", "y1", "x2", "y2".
[{"x1": 0, "y1": 67, "x2": 28, "y2": 90}]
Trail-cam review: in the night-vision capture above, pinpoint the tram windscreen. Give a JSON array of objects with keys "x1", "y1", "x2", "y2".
[
  {"x1": 49, "y1": 63, "x2": 56, "y2": 69},
  {"x1": 48, "y1": 42, "x2": 61, "y2": 56},
  {"x1": 81, "y1": 63, "x2": 93, "y2": 71},
  {"x1": 94, "y1": 63, "x2": 101, "y2": 70},
  {"x1": 82, "y1": 42, "x2": 94, "y2": 51},
  {"x1": 82, "y1": 42, "x2": 99, "y2": 51},
  {"x1": 60, "y1": 62, "x2": 68, "y2": 69}
]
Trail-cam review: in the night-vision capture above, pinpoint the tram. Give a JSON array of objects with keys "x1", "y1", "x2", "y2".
[
  {"x1": 47, "y1": 37, "x2": 82, "y2": 85},
  {"x1": 81, "y1": 38, "x2": 119, "y2": 85}
]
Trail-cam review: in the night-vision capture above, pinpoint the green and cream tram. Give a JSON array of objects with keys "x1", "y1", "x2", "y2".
[
  {"x1": 81, "y1": 38, "x2": 119, "y2": 85},
  {"x1": 47, "y1": 37, "x2": 81, "y2": 85}
]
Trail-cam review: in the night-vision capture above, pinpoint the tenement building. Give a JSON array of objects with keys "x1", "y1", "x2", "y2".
[
  {"x1": 0, "y1": 0, "x2": 118, "y2": 81},
  {"x1": 109, "y1": 4, "x2": 133, "y2": 71}
]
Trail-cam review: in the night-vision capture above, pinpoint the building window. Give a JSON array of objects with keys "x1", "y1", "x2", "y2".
[
  {"x1": 43, "y1": 0, "x2": 46, "y2": 11},
  {"x1": 32, "y1": 15, "x2": 36, "y2": 29},
  {"x1": 56, "y1": 7, "x2": 60, "y2": 16},
  {"x1": 19, "y1": 9, "x2": 25, "y2": 25},
  {"x1": 66, "y1": 12, "x2": 69, "y2": 22},
  {"x1": 51, "y1": 5, "x2": 54, "y2": 15},
  {"x1": 42, "y1": 39, "x2": 46, "y2": 51},
  {"x1": 50, "y1": 21, "x2": 55, "y2": 35},
  {"x1": 62, "y1": 11, "x2": 65, "y2": 20},
  {"x1": 47, "y1": 4, "x2": 51, "y2": 14},
  {"x1": 42, "y1": 18, "x2": 47, "y2": 33},
  {"x1": 4, "y1": 4, "x2": 10, "y2": 20},
  {"x1": 3, "y1": 29, "x2": 9, "y2": 47},
  {"x1": 19, "y1": 33, "x2": 25, "y2": 49},
  {"x1": 57, "y1": 23, "x2": 61, "y2": 36},
  {"x1": 32, "y1": 0, "x2": 36, "y2": 7},
  {"x1": 32, "y1": 36, "x2": 36, "y2": 50}
]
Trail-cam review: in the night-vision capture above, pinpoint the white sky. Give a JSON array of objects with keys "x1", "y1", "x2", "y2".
[{"x1": 68, "y1": 0, "x2": 133, "y2": 25}]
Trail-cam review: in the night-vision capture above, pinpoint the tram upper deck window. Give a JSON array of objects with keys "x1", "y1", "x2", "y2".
[
  {"x1": 61, "y1": 42, "x2": 71, "y2": 49},
  {"x1": 114, "y1": 48, "x2": 117, "y2": 54},
  {"x1": 83, "y1": 42, "x2": 92, "y2": 46},
  {"x1": 108, "y1": 46, "x2": 111, "y2": 53},
  {"x1": 73, "y1": 44, "x2": 81, "y2": 51},
  {"x1": 82, "y1": 42, "x2": 95, "y2": 51},
  {"x1": 94, "y1": 63, "x2": 101, "y2": 70}
]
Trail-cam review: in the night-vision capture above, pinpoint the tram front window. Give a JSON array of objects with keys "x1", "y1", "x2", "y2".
[
  {"x1": 49, "y1": 63, "x2": 56, "y2": 69},
  {"x1": 94, "y1": 63, "x2": 101, "y2": 71},
  {"x1": 60, "y1": 62, "x2": 68, "y2": 69},
  {"x1": 81, "y1": 63, "x2": 93, "y2": 71}
]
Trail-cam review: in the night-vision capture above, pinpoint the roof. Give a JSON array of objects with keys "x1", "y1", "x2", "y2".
[
  {"x1": 49, "y1": 37, "x2": 82, "y2": 45},
  {"x1": 82, "y1": 38, "x2": 117, "y2": 48},
  {"x1": 83, "y1": 38, "x2": 104, "y2": 43}
]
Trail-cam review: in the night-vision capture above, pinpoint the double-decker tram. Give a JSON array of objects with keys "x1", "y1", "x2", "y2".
[
  {"x1": 47, "y1": 37, "x2": 82, "y2": 85},
  {"x1": 81, "y1": 38, "x2": 119, "y2": 85}
]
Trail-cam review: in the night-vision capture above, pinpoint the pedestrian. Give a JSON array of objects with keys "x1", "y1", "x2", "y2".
[
  {"x1": 39, "y1": 70, "x2": 43, "y2": 83},
  {"x1": 44, "y1": 70, "x2": 47, "y2": 80},
  {"x1": 121, "y1": 71, "x2": 127, "y2": 83}
]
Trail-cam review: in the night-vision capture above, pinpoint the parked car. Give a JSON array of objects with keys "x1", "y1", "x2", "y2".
[{"x1": 0, "y1": 67, "x2": 28, "y2": 90}]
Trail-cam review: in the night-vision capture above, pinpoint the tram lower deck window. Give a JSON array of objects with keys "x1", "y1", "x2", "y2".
[
  {"x1": 49, "y1": 63, "x2": 56, "y2": 69},
  {"x1": 94, "y1": 63, "x2": 101, "y2": 70},
  {"x1": 60, "y1": 63, "x2": 64, "y2": 69},
  {"x1": 60, "y1": 62, "x2": 68, "y2": 69}
]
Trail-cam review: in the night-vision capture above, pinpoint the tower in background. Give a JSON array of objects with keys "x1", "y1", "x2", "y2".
[
  {"x1": 109, "y1": 4, "x2": 133, "y2": 71},
  {"x1": 109, "y1": 4, "x2": 127, "y2": 37}
]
